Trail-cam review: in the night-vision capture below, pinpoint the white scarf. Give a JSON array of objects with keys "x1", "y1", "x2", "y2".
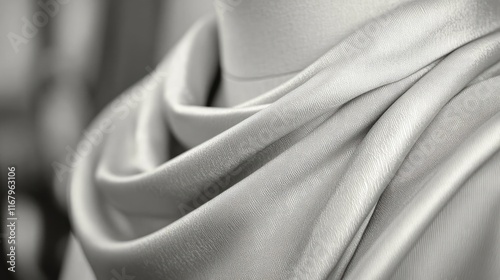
[{"x1": 69, "y1": 0, "x2": 500, "y2": 279}]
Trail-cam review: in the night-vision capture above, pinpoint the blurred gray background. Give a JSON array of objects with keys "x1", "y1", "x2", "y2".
[{"x1": 0, "y1": 1, "x2": 213, "y2": 279}]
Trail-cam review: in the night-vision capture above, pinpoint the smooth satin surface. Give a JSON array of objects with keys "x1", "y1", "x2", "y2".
[{"x1": 69, "y1": 0, "x2": 500, "y2": 279}]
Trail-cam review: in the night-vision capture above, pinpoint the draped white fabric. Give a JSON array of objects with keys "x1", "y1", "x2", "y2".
[{"x1": 69, "y1": 0, "x2": 500, "y2": 279}]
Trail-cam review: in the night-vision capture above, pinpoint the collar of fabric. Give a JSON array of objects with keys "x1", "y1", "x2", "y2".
[{"x1": 163, "y1": 0, "x2": 500, "y2": 149}]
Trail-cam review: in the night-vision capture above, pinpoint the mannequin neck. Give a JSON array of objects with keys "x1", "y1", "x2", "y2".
[{"x1": 213, "y1": 0, "x2": 412, "y2": 106}]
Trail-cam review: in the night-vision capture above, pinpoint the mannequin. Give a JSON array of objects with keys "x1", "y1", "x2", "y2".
[{"x1": 213, "y1": 0, "x2": 414, "y2": 106}]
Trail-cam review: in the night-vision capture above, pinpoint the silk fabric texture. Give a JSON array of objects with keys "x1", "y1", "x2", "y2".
[{"x1": 69, "y1": 0, "x2": 500, "y2": 279}]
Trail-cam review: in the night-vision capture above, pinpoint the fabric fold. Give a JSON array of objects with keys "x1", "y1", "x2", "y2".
[{"x1": 69, "y1": 0, "x2": 500, "y2": 279}]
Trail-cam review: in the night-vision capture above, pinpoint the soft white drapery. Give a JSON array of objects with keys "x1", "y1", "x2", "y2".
[{"x1": 69, "y1": 0, "x2": 500, "y2": 279}]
